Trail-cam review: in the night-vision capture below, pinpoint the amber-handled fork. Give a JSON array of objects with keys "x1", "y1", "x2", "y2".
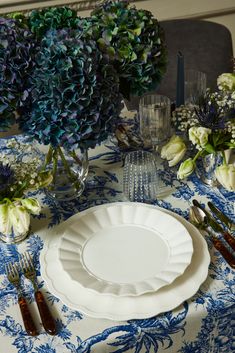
[
  {"x1": 5, "y1": 262, "x2": 38, "y2": 336},
  {"x1": 20, "y1": 252, "x2": 57, "y2": 335}
]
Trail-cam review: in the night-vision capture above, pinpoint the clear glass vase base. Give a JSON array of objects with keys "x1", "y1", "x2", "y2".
[
  {"x1": 44, "y1": 147, "x2": 88, "y2": 202},
  {"x1": 0, "y1": 230, "x2": 29, "y2": 244},
  {"x1": 197, "y1": 176, "x2": 218, "y2": 187},
  {"x1": 45, "y1": 171, "x2": 85, "y2": 202}
]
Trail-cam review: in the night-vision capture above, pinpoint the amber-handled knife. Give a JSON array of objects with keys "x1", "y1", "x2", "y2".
[
  {"x1": 193, "y1": 199, "x2": 235, "y2": 253},
  {"x1": 207, "y1": 201, "x2": 235, "y2": 232}
]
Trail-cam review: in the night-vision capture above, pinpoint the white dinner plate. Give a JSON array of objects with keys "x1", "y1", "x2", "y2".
[
  {"x1": 58, "y1": 203, "x2": 193, "y2": 296},
  {"x1": 40, "y1": 202, "x2": 210, "y2": 321}
]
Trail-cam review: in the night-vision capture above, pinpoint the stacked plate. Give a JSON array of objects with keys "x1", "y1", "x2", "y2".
[{"x1": 40, "y1": 202, "x2": 210, "y2": 320}]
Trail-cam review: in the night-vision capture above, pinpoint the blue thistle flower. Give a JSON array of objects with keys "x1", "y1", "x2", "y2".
[
  {"x1": 0, "y1": 162, "x2": 14, "y2": 193},
  {"x1": 195, "y1": 92, "x2": 235, "y2": 130}
]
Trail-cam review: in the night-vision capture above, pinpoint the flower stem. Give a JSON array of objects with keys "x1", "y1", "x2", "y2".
[
  {"x1": 57, "y1": 146, "x2": 76, "y2": 181},
  {"x1": 69, "y1": 150, "x2": 82, "y2": 167},
  {"x1": 193, "y1": 150, "x2": 203, "y2": 163},
  {"x1": 12, "y1": 180, "x2": 28, "y2": 198},
  {"x1": 221, "y1": 150, "x2": 227, "y2": 165},
  {"x1": 42, "y1": 145, "x2": 53, "y2": 171},
  {"x1": 52, "y1": 149, "x2": 58, "y2": 182}
]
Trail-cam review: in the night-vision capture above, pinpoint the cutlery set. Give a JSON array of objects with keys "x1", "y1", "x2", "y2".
[
  {"x1": 5, "y1": 252, "x2": 57, "y2": 336},
  {"x1": 190, "y1": 199, "x2": 235, "y2": 269}
]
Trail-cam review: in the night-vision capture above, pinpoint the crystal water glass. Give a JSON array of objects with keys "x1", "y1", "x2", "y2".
[
  {"x1": 123, "y1": 150, "x2": 158, "y2": 203},
  {"x1": 184, "y1": 69, "x2": 206, "y2": 105},
  {"x1": 139, "y1": 94, "x2": 171, "y2": 149}
]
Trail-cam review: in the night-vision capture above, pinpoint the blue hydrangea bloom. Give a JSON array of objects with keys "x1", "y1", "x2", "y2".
[
  {"x1": 18, "y1": 29, "x2": 122, "y2": 150},
  {"x1": 0, "y1": 17, "x2": 37, "y2": 131}
]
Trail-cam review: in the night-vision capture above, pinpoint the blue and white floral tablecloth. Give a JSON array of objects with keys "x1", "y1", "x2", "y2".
[{"x1": 0, "y1": 136, "x2": 234, "y2": 353}]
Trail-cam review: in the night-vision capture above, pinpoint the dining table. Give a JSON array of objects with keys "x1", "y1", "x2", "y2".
[{"x1": 0, "y1": 132, "x2": 234, "y2": 353}]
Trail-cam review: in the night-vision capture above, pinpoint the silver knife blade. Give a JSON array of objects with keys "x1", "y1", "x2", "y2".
[
  {"x1": 193, "y1": 199, "x2": 230, "y2": 233},
  {"x1": 207, "y1": 201, "x2": 235, "y2": 231}
]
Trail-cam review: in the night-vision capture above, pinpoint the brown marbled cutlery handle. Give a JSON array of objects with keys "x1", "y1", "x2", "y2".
[
  {"x1": 35, "y1": 290, "x2": 57, "y2": 335},
  {"x1": 212, "y1": 237, "x2": 235, "y2": 269},
  {"x1": 18, "y1": 296, "x2": 38, "y2": 336},
  {"x1": 223, "y1": 232, "x2": 235, "y2": 252}
]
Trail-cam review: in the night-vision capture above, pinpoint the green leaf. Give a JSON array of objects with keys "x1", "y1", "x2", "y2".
[
  {"x1": 226, "y1": 142, "x2": 235, "y2": 148},
  {"x1": 102, "y1": 29, "x2": 112, "y2": 43},
  {"x1": 107, "y1": 46, "x2": 116, "y2": 58},
  {"x1": 118, "y1": 46, "x2": 131, "y2": 59},
  {"x1": 204, "y1": 143, "x2": 216, "y2": 154},
  {"x1": 133, "y1": 27, "x2": 142, "y2": 36},
  {"x1": 97, "y1": 38, "x2": 107, "y2": 50},
  {"x1": 112, "y1": 27, "x2": 119, "y2": 35},
  {"x1": 130, "y1": 51, "x2": 137, "y2": 61},
  {"x1": 212, "y1": 133, "x2": 220, "y2": 146}
]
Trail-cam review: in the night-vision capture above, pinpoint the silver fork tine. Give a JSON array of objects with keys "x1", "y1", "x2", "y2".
[
  {"x1": 26, "y1": 252, "x2": 34, "y2": 269},
  {"x1": 5, "y1": 263, "x2": 9, "y2": 275},
  {"x1": 21, "y1": 252, "x2": 31, "y2": 270},
  {"x1": 9, "y1": 263, "x2": 15, "y2": 276},
  {"x1": 20, "y1": 255, "x2": 26, "y2": 272},
  {"x1": 11, "y1": 263, "x2": 18, "y2": 277}
]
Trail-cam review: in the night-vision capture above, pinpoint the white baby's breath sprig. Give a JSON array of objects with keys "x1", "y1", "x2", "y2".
[
  {"x1": 0, "y1": 137, "x2": 52, "y2": 199},
  {"x1": 172, "y1": 105, "x2": 197, "y2": 132}
]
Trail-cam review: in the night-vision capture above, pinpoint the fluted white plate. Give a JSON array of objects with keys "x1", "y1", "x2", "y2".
[
  {"x1": 40, "y1": 203, "x2": 210, "y2": 320},
  {"x1": 58, "y1": 203, "x2": 193, "y2": 296}
]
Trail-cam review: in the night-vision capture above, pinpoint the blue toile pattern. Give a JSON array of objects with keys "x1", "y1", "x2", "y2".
[{"x1": 0, "y1": 135, "x2": 234, "y2": 353}]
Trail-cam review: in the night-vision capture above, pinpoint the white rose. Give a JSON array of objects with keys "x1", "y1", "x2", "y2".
[
  {"x1": 215, "y1": 164, "x2": 235, "y2": 191},
  {"x1": 9, "y1": 204, "x2": 30, "y2": 236},
  {"x1": 177, "y1": 158, "x2": 195, "y2": 179},
  {"x1": 161, "y1": 135, "x2": 186, "y2": 167},
  {"x1": 21, "y1": 198, "x2": 41, "y2": 215},
  {"x1": 189, "y1": 126, "x2": 211, "y2": 148},
  {"x1": 217, "y1": 73, "x2": 235, "y2": 92},
  {"x1": 0, "y1": 203, "x2": 12, "y2": 235}
]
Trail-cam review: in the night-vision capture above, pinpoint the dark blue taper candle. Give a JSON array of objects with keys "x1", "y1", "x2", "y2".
[{"x1": 176, "y1": 51, "x2": 185, "y2": 107}]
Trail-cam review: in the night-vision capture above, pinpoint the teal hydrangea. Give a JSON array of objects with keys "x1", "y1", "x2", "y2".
[
  {"x1": 18, "y1": 29, "x2": 122, "y2": 150},
  {"x1": 90, "y1": 0, "x2": 167, "y2": 98},
  {"x1": 29, "y1": 6, "x2": 82, "y2": 37}
]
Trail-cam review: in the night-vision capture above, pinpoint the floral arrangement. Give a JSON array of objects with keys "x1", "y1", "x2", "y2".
[
  {"x1": 0, "y1": 1, "x2": 167, "y2": 208},
  {"x1": 161, "y1": 72, "x2": 235, "y2": 191},
  {"x1": 1, "y1": 0, "x2": 166, "y2": 144},
  {"x1": 0, "y1": 139, "x2": 52, "y2": 237}
]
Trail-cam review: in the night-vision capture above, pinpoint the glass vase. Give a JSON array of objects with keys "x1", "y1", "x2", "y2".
[
  {"x1": 196, "y1": 153, "x2": 223, "y2": 186},
  {"x1": 0, "y1": 229, "x2": 29, "y2": 244},
  {"x1": 45, "y1": 146, "x2": 89, "y2": 202}
]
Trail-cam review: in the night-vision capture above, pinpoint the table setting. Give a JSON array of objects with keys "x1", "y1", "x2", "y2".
[
  {"x1": 0, "y1": 1, "x2": 235, "y2": 352},
  {"x1": 0, "y1": 134, "x2": 234, "y2": 352}
]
